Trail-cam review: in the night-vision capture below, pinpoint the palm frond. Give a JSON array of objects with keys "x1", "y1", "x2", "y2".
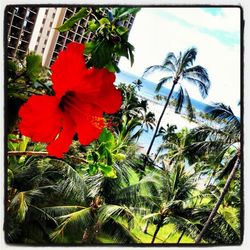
[
  {"x1": 180, "y1": 47, "x2": 197, "y2": 69},
  {"x1": 203, "y1": 211, "x2": 241, "y2": 244},
  {"x1": 163, "y1": 52, "x2": 177, "y2": 72},
  {"x1": 143, "y1": 65, "x2": 167, "y2": 77},
  {"x1": 101, "y1": 218, "x2": 139, "y2": 243},
  {"x1": 183, "y1": 65, "x2": 210, "y2": 87},
  {"x1": 98, "y1": 205, "x2": 134, "y2": 224},
  {"x1": 218, "y1": 154, "x2": 238, "y2": 178},
  {"x1": 174, "y1": 86, "x2": 184, "y2": 113},
  {"x1": 155, "y1": 76, "x2": 173, "y2": 92},
  {"x1": 50, "y1": 207, "x2": 93, "y2": 242},
  {"x1": 206, "y1": 103, "x2": 240, "y2": 128},
  {"x1": 114, "y1": 173, "x2": 161, "y2": 208},
  {"x1": 42, "y1": 205, "x2": 86, "y2": 218},
  {"x1": 184, "y1": 76, "x2": 209, "y2": 98},
  {"x1": 9, "y1": 189, "x2": 43, "y2": 222},
  {"x1": 47, "y1": 159, "x2": 89, "y2": 203},
  {"x1": 29, "y1": 205, "x2": 58, "y2": 226},
  {"x1": 143, "y1": 212, "x2": 161, "y2": 220},
  {"x1": 183, "y1": 88, "x2": 195, "y2": 121}
]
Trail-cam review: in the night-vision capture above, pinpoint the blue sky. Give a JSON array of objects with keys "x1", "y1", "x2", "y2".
[
  {"x1": 153, "y1": 8, "x2": 240, "y2": 47},
  {"x1": 203, "y1": 7, "x2": 223, "y2": 16},
  {"x1": 118, "y1": 7, "x2": 241, "y2": 115}
]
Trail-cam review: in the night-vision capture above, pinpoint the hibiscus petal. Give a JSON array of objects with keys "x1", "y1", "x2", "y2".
[
  {"x1": 97, "y1": 83, "x2": 122, "y2": 114},
  {"x1": 66, "y1": 102, "x2": 105, "y2": 145},
  {"x1": 73, "y1": 68, "x2": 122, "y2": 114},
  {"x1": 92, "y1": 68, "x2": 121, "y2": 114},
  {"x1": 46, "y1": 114, "x2": 75, "y2": 158},
  {"x1": 77, "y1": 114, "x2": 105, "y2": 145},
  {"x1": 51, "y1": 42, "x2": 86, "y2": 97},
  {"x1": 18, "y1": 95, "x2": 62, "y2": 143}
]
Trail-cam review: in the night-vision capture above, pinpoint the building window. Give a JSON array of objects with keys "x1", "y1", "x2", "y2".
[
  {"x1": 49, "y1": 22, "x2": 53, "y2": 27},
  {"x1": 42, "y1": 47, "x2": 45, "y2": 53},
  {"x1": 42, "y1": 18, "x2": 46, "y2": 24},
  {"x1": 44, "y1": 39, "x2": 47, "y2": 45},
  {"x1": 45, "y1": 9, "x2": 49, "y2": 15},
  {"x1": 52, "y1": 12, "x2": 56, "y2": 18}
]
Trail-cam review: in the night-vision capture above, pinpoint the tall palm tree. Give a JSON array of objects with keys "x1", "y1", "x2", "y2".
[
  {"x1": 189, "y1": 103, "x2": 241, "y2": 243},
  {"x1": 143, "y1": 47, "x2": 210, "y2": 161}
]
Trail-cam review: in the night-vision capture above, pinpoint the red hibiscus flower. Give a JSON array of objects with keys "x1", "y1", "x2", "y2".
[{"x1": 18, "y1": 42, "x2": 122, "y2": 158}]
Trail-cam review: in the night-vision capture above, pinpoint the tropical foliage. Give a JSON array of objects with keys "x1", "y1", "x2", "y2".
[{"x1": 5, "y1": 6, "x2": 241, "y2": 246}]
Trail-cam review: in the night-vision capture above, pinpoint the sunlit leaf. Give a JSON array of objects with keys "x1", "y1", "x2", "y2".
[
  {"x1": 26, "y1": 54, "x2": 42, "y2": 82},
  {"x1": 57, "y1": 8, "x2": 88, "y2": 32}
]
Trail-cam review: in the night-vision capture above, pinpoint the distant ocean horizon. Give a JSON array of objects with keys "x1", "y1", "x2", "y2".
[
  {"x1": 115, "y1": 70, "x2": 212, "y2": 113},
  {"x1": 114, "y1": 70, "x2": 240, "y2": 159}
]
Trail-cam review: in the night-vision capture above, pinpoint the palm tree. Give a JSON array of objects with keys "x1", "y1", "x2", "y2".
[
  {"x1": 143, "y1": 164, "x2": 199, "y2": 243},
  {"x1": 153, "y1": 124, "x2": 177, "y2": 163},
  {"x1": 188, "y1": 103, "x2": 241, "y2": 243},
  {"x1": 46, "y1": 158, "x2": 161, "y2": 244},
  {"x1": 155, "y1": 127, "x2": 193, "y2": 166},
  {"x1": 143, "y1": 47, "x2": 210, "y2": 161}
]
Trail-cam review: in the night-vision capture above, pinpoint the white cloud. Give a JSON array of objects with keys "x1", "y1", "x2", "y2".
[{"x1": 154, "y1": 7, "x2": 241, "y2": 34}]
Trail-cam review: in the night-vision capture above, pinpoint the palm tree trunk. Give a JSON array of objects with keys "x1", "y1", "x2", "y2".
[
  {"x1": 145, "y1": 82, "x2": 176, "y2": 160},
  {"x1": 153, "y1": 148, "x2": 161, "y2": 162},
  {"x1": 177, "y1": 228, "x2": 186, "y2": 243},
  {"x1": 195, "y1": 156, "x2": 240, "y2": 244},
  {"x1": 151, "y1": 217, "x2": 164, "y2": 243},
  {"x1": 142, "y1": 220, "x2": 149, "y2": 234}
]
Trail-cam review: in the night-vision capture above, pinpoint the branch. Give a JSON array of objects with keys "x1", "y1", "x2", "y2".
[
  {"x1": 8, "y1": 151, "x2": 48, "y2": 156},
  {"x1": 7, "y1": 151, "x2": 88, "y2": 163}
]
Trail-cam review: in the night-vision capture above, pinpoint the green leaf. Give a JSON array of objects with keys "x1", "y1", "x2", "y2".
[
  {"x1": 98, "y1": 128, "x2": 115, "y2": 149},
  {"x1": 105, "y1": 148, "x2": 113, "y2": 166},
  {"x1": 57, "y1": 8, "x2": 88, "y2": 32},
  {"x1": 88, "y1": 20, "x2": 99, "y2": 32},
  {"x1": 99, "y1": 17, "x2": 110, "y2": 25},
  {"x1": 127, "y1": 43, "x2": 135, "y2": 66},
  {"x1": 112, "y1": 8, "x2": 140, "y2": 21},
  {"x1": 114, "y1": 153, "x2": 126, "y2": 161},
  {"x1": 114, "y1": 44, "x2": 128, "y2": 58},
  {"x1": 7, "y1": 60, "x2": 18, "y2": 79},
  {"x1": 116, "y1": 26, "x2": 128, "y2": 36},
  {"x1": 18, "y1": 136, "x2": 30, "y2": 152},
  {"x1": 98, "y1": 143, "x2": 106, "y2": 156},
  {"x1": 92, "y1": 151, "x2": 99, "y2": 162},
  {"x1": 8, "y1": 169, "x2": 14, "y2": 186},
  {"x1": 105, "y1": 61, "x2": 120, "y2": 73},
  {"x1": 84, "y1": 41, "x2": 96, "y2": 54},
  {"x1": 91, "y1": 39, "x2": 113, "y2": 68},
  {"x1": 99, "y1": 163, "x2": 117, "y2": 178},
  {"x1": 26, "y1": 53, "x2": 42, "y2": 82},
  {"x1": 88, "y1": 163, "x2": 98, "y2": 175}
]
